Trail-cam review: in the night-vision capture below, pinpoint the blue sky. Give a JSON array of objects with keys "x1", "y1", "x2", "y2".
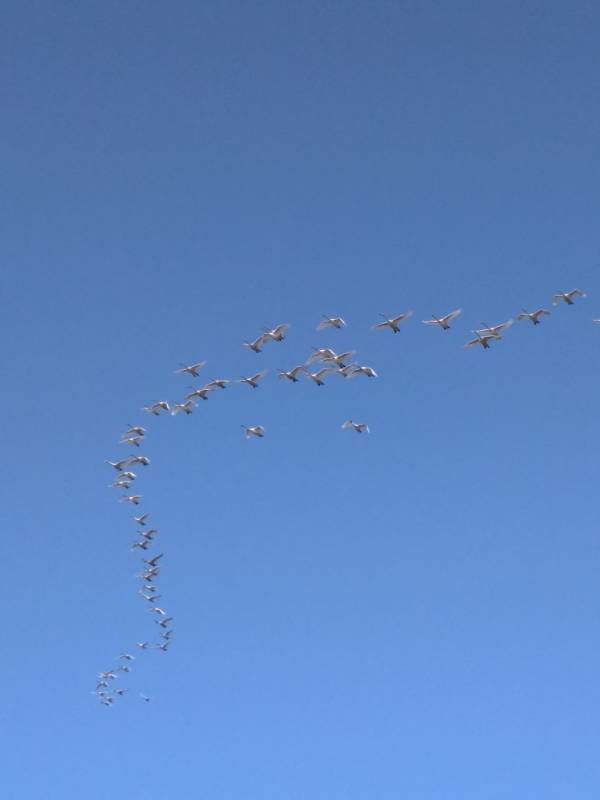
[{"x1": 3, "y1": 1, "x2": 600, "y2": 797}]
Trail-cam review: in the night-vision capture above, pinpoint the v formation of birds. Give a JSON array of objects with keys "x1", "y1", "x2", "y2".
[{"x1": 94, "y1": 289, "x2": 591, "y2": 706}]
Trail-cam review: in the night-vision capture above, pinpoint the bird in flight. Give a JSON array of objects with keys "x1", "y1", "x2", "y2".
[
  {"x1": 241, "y1": 425, "x2": 265, "y2": 438},
  {"x1": 464, "y1": 331, "x2": 497, "y2": 350},
  {"x1": 278, "y1": 365, "x2": 306, "y2": 382},
  {"x1": 317, "y1": 315, "x2": 346, "y2": 330},
  {"x1": 553, "y1": 289, "x2": 586, "y2": 305},
  {"x1": 239, "y1": 370, "x2": 268, "y2": 388},
  {"x1": 372, "y1": 311, "x2": 413, "y2": 333},
  {"x1": 422, "y1": 308, "x2": 462, "y2": 330},
  {"x1": 476, "y1": 319, "x2": 513, "y2": 338},
  {"x1": 175, "y1": 361, "x2": 206, "y2": 377},
  {"x1": 516, "y1": 308, "x2": 551, "y2": 325},
  {"x1": 342, "y1": 420, "x2": 370, "y2": 434}
]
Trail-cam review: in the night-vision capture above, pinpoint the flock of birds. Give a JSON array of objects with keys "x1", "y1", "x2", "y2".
[{"x1": 93, "y1": 287, "x2": 592, "y2": 706}]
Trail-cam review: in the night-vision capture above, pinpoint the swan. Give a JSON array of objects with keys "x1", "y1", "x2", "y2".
[
  {"x1": 372, "y1": 311, "x2": 413, "y2": 333},
  {"x1": 422, "y1": 308, "x2": 462, "y2": 330}
]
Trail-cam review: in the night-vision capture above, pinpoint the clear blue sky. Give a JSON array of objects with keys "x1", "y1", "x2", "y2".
[{"x1": 3, "y1": 1, "x2": 600, "y2": 797}]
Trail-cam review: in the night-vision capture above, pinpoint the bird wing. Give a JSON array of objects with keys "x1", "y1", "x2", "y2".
[
  {"x1": 372, "y1": 321, "x2": 390, "y2": 329},
  {"x1": 391, "y1": 311, "x2": 413, "y2": 324},
  {"x1": 341, "y1": 420, "x2": 353, "y2": 429},
  {"x1": 444, "y1": 308, "x2": 462, "y2": 323},
  {"x1": 270, "y1": 323, "x2": 290, "y2": 337},
  {"x1": 464, "y1": 338, "x2": 481, "y2": 348}
]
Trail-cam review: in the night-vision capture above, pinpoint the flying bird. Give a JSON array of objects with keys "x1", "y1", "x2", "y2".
[
  {"x1": 307, "y1": 347, "x2": 337, "y2": 364},
  {"x1": 322, "y1": 350, "x2": 356, "y2": 368},
  {"x1": 204, "y1": 378, "x2": 229, "y2": 390},
  {"x1": 171, "y1": 399, "x2": 197, "y2": 416},
  {"x1": 241, "y1": 425, "x2": 265, "y2": 438},
  {"x1": 175, "y1": 361, "x2": 206, "y2": 377},
  {"x1": 243, "y1": 333, "x2": 270, "y2": 353},
  {"x1": 123, "y1": 425, "x2": 146, "y2": 437},
  {"x1": 120, "y1": 495, "x2": 143, "y2": 505},
  {"x1": 342, "y1": 420, "x2": 370, "y2": 434},
  {"x1": 142, "y1": 401, "x2": 170, "y2": 415},
  {"x1": 476, "y1": 319, "x2": 513, "y2": 338},
  {"x1": 553, "y1": 289, "x2": 586, "y2": 305},
  {"x1": 422, "y1": 308, "x2": 462, "y2": 330},
  {"x1": 278, "y1": 366, "x2": 306, "y2": 382},
  {"x1": 185, "y1": 385, "x2": 215, "y2": 402},
  {"x1": 317, "y1": 315, "x2": 346, "y2": 330},
  {"x1": 305, "y1": 367, "x2": 340, "y2": 386},
  {"x1": 516, "y1": 308, "x2": 551, "y2": 325},
  {"x1": 143, "y1": 554, "x2": 164, "y2": 567},
  {"x1": 239, "y1": 370, "x2": 268, "y2": 388},
  {"x1": 372, "y1": 311, "x2": 413, "y2": 333},
  {"x1": 464, "y1": 332, "x2": 497, "y2": 350},
  {"x1": 134, "y1": 513, "x2": 150, "y2": 526},
  {"x1": 346, "y1": 365, "x2": 378, "y2": 378},
  {"x1": 263, "y1": 323, "x2": 290, "y2": 342}
]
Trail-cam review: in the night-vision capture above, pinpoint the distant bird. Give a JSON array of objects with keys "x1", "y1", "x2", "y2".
[
  {"x1": 143, "y1": 554, "x2": 163, "y2": 567},
  {"x1": 239, "y1": 370, "x2": 268, "y2": 388},
  {"x1": 141, "y1": 584, "x2": 158, "y2": 592},
  {"x1": 593, "y1": 319, "x2": 600, "y2": 324},
  {"x1": 516, "y1": 308, "x2": 551, "y2": 325},
  {"x1": 322, "y1": 350, "x2": 356, "y2": 368},
  {"x1": 185, "y1": 385, "x2": 215, "y2": 402},
  {"x1": 148, "y1": 607, "x2": 166, "y2": 616},
  {"x1": 113, "y1": 688, "x2": 127, "y2": 697},
  {"x1": 119, "y1": 653, "x2": 135, "y2": 661},
  {"x1": 553, "y1": 289, "x2": 586, "y2": 305},
  {"x1": 342, "y1": 420, "x2": 370, "y2": 434},
  {"x1": 175, "y1": 361, "x2": 206, "y2": 377},
  {"x1": 243, "y1": 333, "x2": 270, "y2": 353},
  {"x1": 111, "y1": 479, "x2": 132, "y2": 490},
  {"x1": 263, "y1": 323, "x2": 290, "y2": 342},
  {"x1": 139, "y1": 529, "x2": 158, "y2": 541},
  {"x1": 98, "y1": 671, "x2": 117, "y2": 681},
  {"x1": 156, "y1": 617, "x2": 173, "y2": 628},
  {"x1": 140, "y1": 694, "x2": 151, "y2": 703},
  {"x1": 422, "y1": 308, "x2": 462, "y2": 330},
  {"x1": 105, "y1": 458, "x2": 134, "y2": 472},
  {"x1": 123, "y1": 425, "x2": 146, "y2": 437},
  {"x1": 140, "y1": 592, "x2": 161, "y2": 602},
  {"x1": 242, "y1": 424, "x2": 265, "y2": 438},
  {"x1": 136, "y1": 642, "x2": 150, "y2": 649},
  {"x1": 131, "y1": 540, "x2": 150, "y2": 551},
  {"x1": 464, "y1": 331, "x2": 497, "y2": 350},
  {"x1": 120, "y1": 495, "x2": 142, "y2": 505},
  {"x1": 278, "y1": 365, "x2": 306, "y2": 382},
  {"x1": 339, "y1": 363, "x2": 361, "y2": 378},
  {"x1": 120, "y1": 436, "x2": 142, "y2": 447},
  {"x1": 156, "y1": 642, "x2": 171, "y2": 652},
  {"x1": 307, "y1": 347, "x2": 337, "y2": 364},
  {"x1": 204, "y1": 378, "x2": 229, "y2": 390},
  {"x1": 161, "y1": 630, "x2": 174, "y2": 640},
  {"x1": 118, "y1": 471, "x2": 136, "y2": 480},
  {"x1": 134, "y1": 513, "x2": 150, "y2": 526},
  {"x1": 306, "y1": 367, "x2": 339, "y2": 386},
  {"x1": 317, "y1": 315, "x2": 346, "y2": 330},
  {"x1": 171, "y1": 399, "x2": 197, "y2": 416},
  {"x1": 143, "y1": 401, "x2": 170, "y2": 415},
  {"x1": 118, "y1": 664, "x2": 131, "y2": 673},
  {"x1": 372, "y1": 311, "x2": 413, "y2": 333},
  {"x1": 476, "y1": 319, "x2": 513, "y2": 338},
  {"x1": 347, "y1": 365, "x2": 378, "y2": 378},
  {"x1": 129, "y1": 455, "x2": 150, "y2": 466}
]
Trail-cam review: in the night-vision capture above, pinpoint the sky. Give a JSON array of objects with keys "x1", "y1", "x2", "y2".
[{"x1": 2, "y1": 0, "x2": 600, "y2": 797}]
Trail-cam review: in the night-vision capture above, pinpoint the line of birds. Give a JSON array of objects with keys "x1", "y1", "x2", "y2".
[{"x1": 93, "y1": 287, "x2": 590, "y2": 705}]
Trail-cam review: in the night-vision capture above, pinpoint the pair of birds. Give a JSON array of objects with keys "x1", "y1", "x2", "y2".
[
  {"x1": 242, "y1": 421, "x2": 369, "y2": 438},
  {"x1": 243, "y1": 323, "x2": 290, "y2": 353}
]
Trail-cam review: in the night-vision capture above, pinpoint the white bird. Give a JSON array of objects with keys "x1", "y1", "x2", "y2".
[
  {"x1": 204, "y1": 378, "x2": 229, "y2": 390},
  {"x1": 593, "y1": 319, "x2": 600, "y2": 324},
  {"x1": 342, "y1": 420, "x2": 370, "y2": 434},
  {"x1": 171, "y1": 399, "x2": 197, "y2": 416},
  {"x1": 118, "y1": 471, "x2": 136, "y2": 480},
  {"x1": 156, "y1": 642, "x2": 171, "y2": 652},
  {"x1": 346, "y1": 365, "x2": 378, "y2": 378},
  {"x1": 317, "y1": 315, "x2": 346, "y2": 330},
  {"x1": 263, "y1": 323, "x2": 290, "y2": 342},
  {"x1": 113, "y1": 688, "x2": 127, "y2": 697},
  {"x1": 139, "y1": 528, "x2": 158, "y2": 541},
  {"x1": 134, "y1": 513, "x2": 150, "y2": 526},
  {"x1": 307, "y1": 347, "x2": 337, "y2": 364},
  {"x1": 185, "y1": 384, "x2": 215, "y2": 402},
  {"x1": 129, "y1": 455, "x2": 150, "y2": 466},
  {"x1": 98, "y1": 671, "x2": 118, "y2": 680},
  {"x1": 305, "y1": 367, "x2": 340, "y2": 386},
  {"x1": 278, "y1": 365, "x2": 306, "y2": 382},
  {"x1": 140, "y1": 592, "x2": 161, "y2": 602},
  {"x1": 148, "y1": 607, "x2": 166, "y2": 615},
  {"x1": 120, "y1": 436, "x2": 142, "y2": 447},
  {"x1": 242, "y1": 425, "x2": 265, "y2": 438},
  {"x1": 119, "y1": 653, "x2": 135, "y2": 661},
  {"x1": 161, "y1": 630, "x2": 174, "y2": 640},
  {"x1": 339, "y1": 363, "x2": 361, "y2": 378},
  {"x1": 464, "y1": 331, "x2": 497, "y2": 350},
  {"x1": 239, "y1": 370, "x2": 268, "y2": 388},
  {"x1": 322, "y1": 350, "x2": 356, "y2": 368},
  {"x1": 111, "y1": 479, "x2": 132, "y2": 490},
  {"x1": 117, "y1": 664, "x2": 131, "y2": 673},
  {"x1": 476, "y1": 319, "x2": 513, "y2": 338},
  {"x1": 422, "y1": 308, "x2": 462, "y2": 330},
  {"x1": 105, "y1": 458, "x2": 134, "y2": 471},
  {"x1": 516, "y1": 308, "x2": 551, "y2": 325},
  {"x1": 156, "y1": 617, "x2": 173, "y2": 628},
  {"x1": 120, "y1": 495, "x2": 142, "y2": 505},
  {"x1": 243, "y1": 333, "x2": 270, "y2": 353},
  {"x1": 372, "y1": 311, "x2": 413, "y2": 333},
  {"x1": 175, "y1": 361, "x2": 206, "y2": 377},
  {"x1": 143, "y1": 401, "x2": 170, "y2": 415},
  {"x1": 553, "y1": 289, "x2": 586, "y2": 305},
  {"x1": 143, "y1": 553, "x2": 163, "y2": 567},
  {"x1": 140, "y1": 693, "x2": 151, "y2": 702},
  {"x1": 136, "y1": 642, "x2": 150, "y2": 649},
  {"x1": 131, "y1": 540, "x2": 150, "y2": 551},
  {"x1": 123, "y1": 425, "x2": 146, "y2": 437}
]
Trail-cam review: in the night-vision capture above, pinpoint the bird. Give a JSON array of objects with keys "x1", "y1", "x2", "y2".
[
  {"x1": 317, "y1": 315, "x2": 346, "y2": 330},
  {"x1": 120, "y1": 436, "x2": 142, "y2": 447},
  {"x1": 140, "y1": 592, "x2": 161, "y2": 602},
  {"x1": 117, "y1": 664, "x2": 131, "y2": 673},
  {"x1": 118, "y1": 471, "x2": 136, "y2": 480},
  {"x1": 111, "y1": 479, "x2": 132, "y2": 490},
  {"x1": 134, "y1": 513, "x2": 150, "y2": 526},
  {"x1": 346, "y1": 365, "x2": 378, "y2": 378},
  {"x1": 464, "y1": 331, "x2": 497, "y2": 350},
  {"x1": 305, "y1": 367, "x2": 340, "y2": 386},
  {"x1": 307, "y1": 347, "x2": 337, "y2": 364},
  {"x1": 120, "y1": 495, "x2": 143, "y2": 505},
  {"x1": 148, "y1": 607, "x2": 166, "y2": 615},
  {"x1": 138, "y1": 529, "x2": 158, "y2": 541},
  {"x1": 171, "y1": 399, "x2": 197, "y2": 416},
  {"x1": 123, "y1": 425, "x2": 146, "y2": 437},
  {"x1": 140, "y1": 693, "x2": 151, "y2": 703},
  {"x1": 593, "y1": 319, "x2": 600, "y2": 324},
  {"x1": 372, "y1": 311, "x2": 413, "y2": 333},
  {"x1": 98, "y1": 671, "x2": 118, "y2": 681},
  {"x1": 131, "y1": 540, "x2": 150, "y2": 551},
  {"x1": 339, "y1": 363, "x2": 361, "y2": 378},
  {"x1": 476, "y1": 319, "x2": 513, "y2": 338},
  {"x1": 136, "y1": 642, "x2": 150, "y2": 649},
  {"x1": 105, "y1": 458, "x2": 134, "y2": 472},
  {"x1": 242, "y1": 425, "x2": 265, "y2": 438},
  {"x1": 422, "y1": 308, "x2": 462, "y2": 330},
  {"x1": 143, "y1": 554, "x2": 163, "y2": 567},
  {"x1": 156, "y1": 617, "x2": 173, "y2": 628},
  {"x1": 143, "y1": 401, "x2": 170, "y2": 415},
  {"x1": 119, "y1": 653, "x2": 135, "y2": 661},
  {"x1": 516, "y1": 308, "x2": 551, "y2": 325},
  {"x1": 342, "y1": 420, "x2": 370, "y2": 434},
  {"x1": 129, "y1": 455, "x2": 150, "y2": 466},
  {"x1": 204, "y1": 378, "x2": 229, "y2": 390},
  {"x1": 278, "y1": 365, "x2": 306, "y2": 382},
  {"x1": 239, "y1": 370, "x2": 268, "y2": 388},
  {"x1": 553, "y1": 289, "x2": 586, "y2": 305},
  {"x1": 156, "y1": 642, "x2": 171, "y2": 652},
  {"x1": 175, "y1": 361, "x2": 206, "y2": 377},
  {"x1": 322, "y1": 350, "x2": 356, "y2": 368},
  {"x1": 263, "y1": 323, "x2": 290, "y2": 342},
  {"x1": 113, "y1": 688, "x2": 127, "y2": 696},
  {"x1": 161, "y1": 630, "x2": 174, "y2": 640},
  {"x1": 243, "y1": 333, "x2": 270, "y2": 353},
  {"x1": 185, "y1": 385, "x2": 215, "y2": 402}
]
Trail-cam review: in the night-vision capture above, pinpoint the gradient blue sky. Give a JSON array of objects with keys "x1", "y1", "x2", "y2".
[{"x1": 3, "y1": 1, "x2": 600, "y2": 797}]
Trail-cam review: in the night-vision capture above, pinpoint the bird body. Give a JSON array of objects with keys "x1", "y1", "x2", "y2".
[
  {"x1": 342, "y1": 420, "x2": 370, "y2": 434},
  {"x1": 242, "y1": 425, "x2": 265, "y2": 438},
  {"x1": 373, "y1": 311, "x2": 413, "y2": 333},
  {"x1": 306, "y1": 367, "x2": 339, "y2": 386},
  {"x1": 464, "y1": 332, "x2": 497, "y2": 350},
  {"x1": 422, "y1": 308, "x2": 462, "y2": 330},
  {"x1": 347, "y1": 365, "x2": 378, "y2": 378},
  {"x1": 516, "y1": 308, "x2": 551, "y2": 325},
  {"x1": 143, "y1": 401, "x2": 170, "y2": 415},
  {"x1": 239, "y1": 370, "x2": 268, "y2": 388},
  {"x1": 171, "y1": 399, "x2": 197, "y2": 415},
  {"x1": 175, "y1": 361, "x2": 206, "y2": 377},
  {"x1": 553, "y1": 289, "x2": 586, "y2": 305},
  {"x1": 476, "y1": 319, "x2": 513, "y2": 338},
  {"x1": 134, "y1": 513, "x2": 150, "y2": 526},
  {"x1": 278, "y1": 365, "x2": 306, "y2": 382},
  {"x1": 317, "y1": 315, "x2": 346, "y2": 330},
  {"x1": 243, "y1": 334, "x2": 270, "y2": 353}
]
